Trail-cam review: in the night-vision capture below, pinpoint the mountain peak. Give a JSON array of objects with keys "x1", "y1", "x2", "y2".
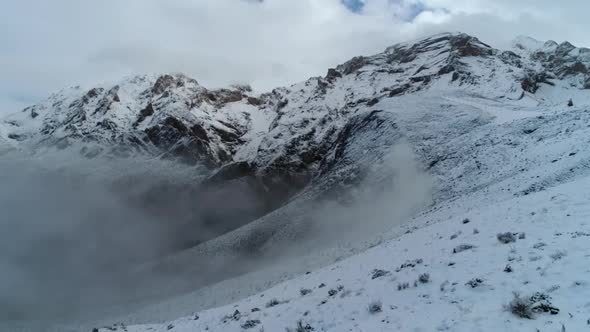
[{"x1": 385, "y1": 32, "x2": 492, "y2": 57}]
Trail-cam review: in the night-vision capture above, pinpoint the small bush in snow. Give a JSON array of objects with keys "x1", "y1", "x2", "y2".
[
  {"x1": 453, "y1": 244, "x2": 475, "y2": 254},
  {"x1": 328, "y1": 289, "x2": 338, "y2": 297},
  {"x1": 497, "y1": 232, "x2": 517, "y2": 244},
  {"x1": 241, "y1": 319, "x2": 261, "y2": 329},
  {"x1": 462, "y1": 218, "x2": 471, "y2": 224},
  {"x1": 287, "y1": 320, "x2": 314, "y2": 332},
  {"x1": 397, "y1": 282, "x2": 410, "y2": 291},
  {"x1": 505, "y1": 292, "x2": 559, "y2": 320},
  {"x1": 300, "y1": 288, "x2": 312, "y2": 296},
  {"x1": 371, "y1": 269, "x2": 390, "y2": 280},
  {"x1": 504, "y1": 264, "x2": 513, "y2": 273},
  {"x1": 506, "y1": 293, "x2": 534, "y2": 319},
  {"x1": 266, "y1": 299, "x2": 281, "y2": 308},
  {"x1": 465, "y1": 278, "x2": 484, "y2": 288},
  {"x1": 518, "y1": 233, "x2": 526, "y2": 239},
  {"x1": 397, "y1": 258, "x2": 423, "y2": 271},
  {"x1": 550, "y1": 250, "x2": 567, "y2": 261},
  {"x1": 418, "y1": 273, "x2": 430, "y2": 284},
  {"x1": 368, "y1": 301, "x2": 382, "y2": 314},
  {"x1": 473, "y1": 228, "x2": 480, "y2": 234}
]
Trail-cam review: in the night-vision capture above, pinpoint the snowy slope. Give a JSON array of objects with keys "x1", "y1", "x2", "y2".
[{"x1": 94, "y1": 170, "x2": 590, "y2": 332}]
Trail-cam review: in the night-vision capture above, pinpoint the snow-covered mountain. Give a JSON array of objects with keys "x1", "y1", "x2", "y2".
[
  {"x1": 3, "y1": 32, "x2": 589, "y2": 180},
  {"x1": 3, "y1": 32, "x2": 590, "y2": 331}
]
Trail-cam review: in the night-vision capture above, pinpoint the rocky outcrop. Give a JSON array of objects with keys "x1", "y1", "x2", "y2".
[
  {"x1": 521, "y1": 72, "x2": 555, "y2": 93},
  {"x1": 144, "y1": 117, "x2": 220, "y2": 167}
]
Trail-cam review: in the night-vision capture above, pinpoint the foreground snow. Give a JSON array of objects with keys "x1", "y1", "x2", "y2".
[{"x1": 96, "y1": 169, "x2": 590, "y2": 331}]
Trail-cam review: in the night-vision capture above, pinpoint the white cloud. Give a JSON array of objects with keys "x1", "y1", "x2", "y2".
[{"x1": 1, "y1": 0, "x2": 589, "y2": 114}]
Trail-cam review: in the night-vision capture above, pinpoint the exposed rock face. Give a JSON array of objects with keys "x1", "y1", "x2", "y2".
[
  {"x1": 449, "y1": 34, "x2": 494, "y2": 57},
  {"x1": 517, "y1": 39, "x2": 590, "y2": 90},
  {"x1": 338, "y1": 56, "x2": 368, "y2": 75},
  {"x1": 521, "y1": 72, "x2": 555, "y2": 93},
  {"x1": 325, "y1": 68, "x2": 342, "y2": 82},
  {"x1": 145, "y1": 117, "x2": 214, "y2": 166}
]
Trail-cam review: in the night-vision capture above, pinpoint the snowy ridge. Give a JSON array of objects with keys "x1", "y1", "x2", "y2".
[{"x1": 3, "y1": 32, "x2": 590, "y2": 175}]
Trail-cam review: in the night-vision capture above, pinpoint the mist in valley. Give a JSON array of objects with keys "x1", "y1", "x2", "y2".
[{"x1": 0, "y1": 143, "x2": 432, "y2": 329}]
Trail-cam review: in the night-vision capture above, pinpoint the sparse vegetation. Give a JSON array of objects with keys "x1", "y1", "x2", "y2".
[
  {"x1": 368, "y1": 301, "x2": 382, "y2": 314},
  {"x1": 266, "y1": 299, "x2": 282, "y2": 308},
  {"x1": 287, "y1": 320, "x2": 314, "y2": 332},
  {"x1": 506, "y1": 292, "x2": 560, "y2": 319},
  {"x1": 397, "y1": 282, "x2": 410, "y2": 291},
  {"x1": 396, "y1": 258, "x2": 424, "y2": 272},
  {"x1": 371, "y1": 269, "x2": 390, "y2": 280},
  {"x1": 453, "y1": 244, "x2": 475, "y2": 254},
  {"x1": 241, "y1": 319, "x2": 261, "y2": 329},
  {"x1": 300, "y1": 288, "x2": 312, "y2": 296},
  {"x1": 418, "y1": 273, "x2": 430, "y2": 284},
  {"x1": 497, "y1": 232, "x2": 516, "y2": 244},
  {"x1": 549, "y1": 250, "x2": 567, "y2": 261},
  {"x1": 465, "y1": 278, "x2": 484, "y2": 288},
  {"x1": 506, "y1": 293, "x2": 534, "y2": 319}
]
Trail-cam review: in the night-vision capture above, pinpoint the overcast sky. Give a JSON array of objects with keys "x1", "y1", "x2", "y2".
[{"x1": 1, "y1": 0, "x2": 590, "y2": 114}]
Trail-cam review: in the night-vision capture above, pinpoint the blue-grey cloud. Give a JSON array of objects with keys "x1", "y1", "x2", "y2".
[{"x1": 341, "y1": 0, "x2": 366, "y2": 12}]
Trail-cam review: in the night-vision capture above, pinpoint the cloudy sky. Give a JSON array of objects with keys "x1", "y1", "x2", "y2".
[{"x1": 1, "y1": 0, "x2": 589, "y2": 114}]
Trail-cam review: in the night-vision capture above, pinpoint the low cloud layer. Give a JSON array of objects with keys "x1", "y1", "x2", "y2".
[
  {"x1": 0, "y1": 142, "x2": 432, "y2": 327},
  {"x1": 2, "y1": 0, "x2": 590, "y2": 113}
]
